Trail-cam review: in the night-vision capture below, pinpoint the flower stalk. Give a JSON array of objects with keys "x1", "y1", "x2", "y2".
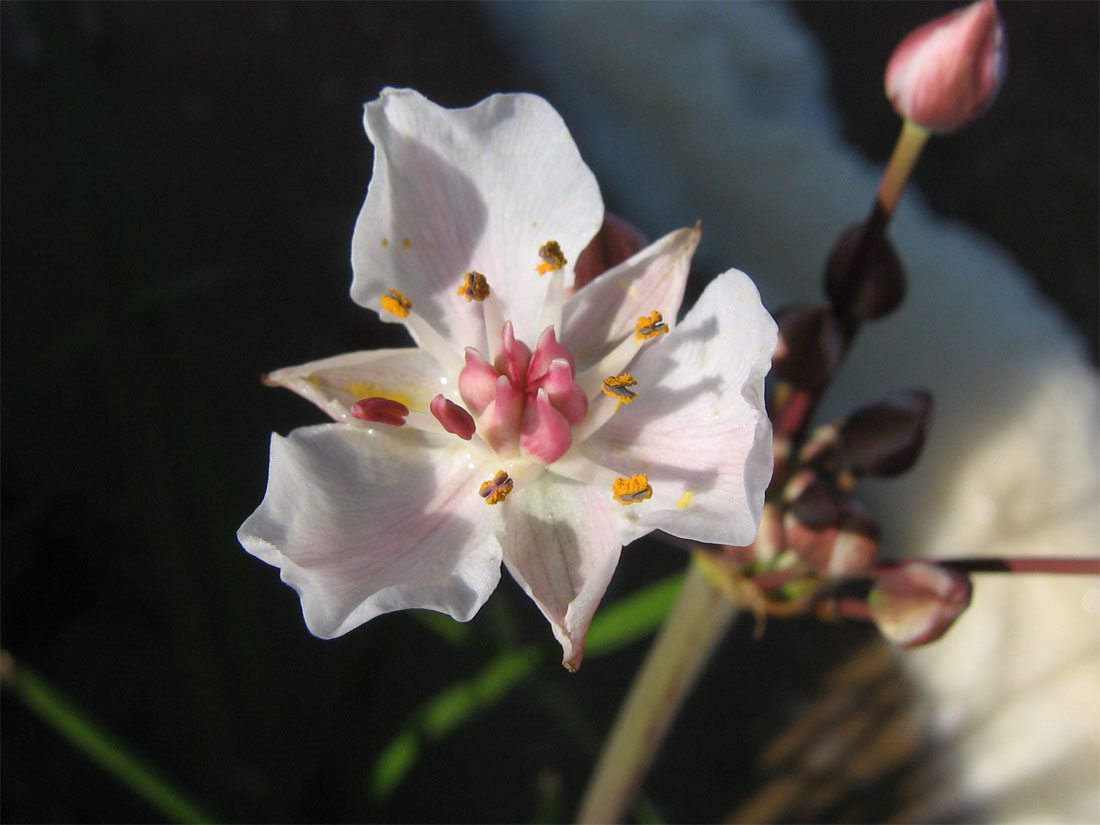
[
  {"x1": 877, "y1": 118, "x2": 931, "y2": 216},
  {"x1": 575, "y1": 555, "x2": 737, "y2": 824}
]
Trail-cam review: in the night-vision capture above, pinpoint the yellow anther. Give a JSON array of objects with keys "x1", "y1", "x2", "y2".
[
  {"x1": 380, "y1": 288, "x2": 412, "y2": 318},
  {"x1": 457, "y1": 271, "x2": 491, "y2": 302},
  {"x1": 601, "y1": 374, "x2": 638, "y2": 403},
  {"x1": 613, "y1": 474, "x2": 652, "y2": 505},
  {"x1": 537, "y1": 240, "x2": 567, "y2": 275},
  {"x1": 479, "y1": 470, "x2": 514, "y2": 505},
  {"x1": 635, "y1": 311, "x2": 669, "y2": 340}
]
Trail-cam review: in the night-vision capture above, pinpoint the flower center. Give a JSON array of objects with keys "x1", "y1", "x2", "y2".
[{"x1": 459, "y1": 322, "x2": 588, "y2": 464}]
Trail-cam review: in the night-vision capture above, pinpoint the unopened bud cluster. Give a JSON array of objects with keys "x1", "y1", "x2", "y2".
[
  {"x1": 696, "y1": 1, "x2": 1009, "y2": 647},
  {"x1": 700, "y1": 385, "x2": 969, "y2": 647}
]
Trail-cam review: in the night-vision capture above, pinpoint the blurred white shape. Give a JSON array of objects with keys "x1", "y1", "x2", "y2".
[{"x1": 487, "y1": 2, "x2": 1099, "y2": 821}]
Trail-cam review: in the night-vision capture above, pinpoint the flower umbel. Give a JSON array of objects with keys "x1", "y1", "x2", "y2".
[{"x1": 238, "y1": 89, "x2": 777, "y2": 670}]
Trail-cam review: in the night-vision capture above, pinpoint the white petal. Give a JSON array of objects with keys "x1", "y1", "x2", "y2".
[
  {"x1": 502, "y1": 473, "x2": 621, "y2": 671},
  {"x1": 562, "y1": 225, "x2": 700, "y2": 369},
  {"x1": 351, "y1": 88, "x2": 604, "y2": 350},
  {"x1": 264, "y1": 348, "x2": 452, "y2": 423},
  {"x1": 581, "y1": 269, "x2": 777, "y2": 547},
  {"x1": 238, "y1": 424, "x2": 504, "y2": 637}
]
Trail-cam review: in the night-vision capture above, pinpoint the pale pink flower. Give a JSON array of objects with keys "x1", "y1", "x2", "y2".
[
  {"x1": 238, "y1": 89, "x2": 776, "y2": 670},
  {"x1": 885, "y1": 0, "x2": 1006, "y2": 134}
]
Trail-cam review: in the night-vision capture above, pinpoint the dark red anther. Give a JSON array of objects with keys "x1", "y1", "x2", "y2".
[
  {"x1": 351, "y1": 397, "x2": 409, "y2": 427},
  {"x1": 430, "y1": 395, "x2": 476, "y2": 440}
]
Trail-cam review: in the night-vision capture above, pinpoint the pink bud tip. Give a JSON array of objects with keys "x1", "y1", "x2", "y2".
[
  {"x1": 869, "y1": 561, "x2": 972, "y2": 648},
  {"x1": 351, "y1": 397, "x2": 409, "y2": 426},
  {"x1": 885, "y1": 0, "x2": 1006, "y2": 134},
  {"x1": 430, "y1": 395, "x2": 476, "y2": 440}
]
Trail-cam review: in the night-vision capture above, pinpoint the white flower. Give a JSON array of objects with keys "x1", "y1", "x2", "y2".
[{"x1": 238, "y1": 88, "x2": 777, "y2": 671}]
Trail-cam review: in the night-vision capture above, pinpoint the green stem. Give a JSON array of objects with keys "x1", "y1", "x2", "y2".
[
  {"x1": 1, "y1": 651, "x2": 217, "y2": 824},
  {"x1": 575, "y1": 556, "x2": 737, "y2": 823},
  {"x1": 877, "y1": 118, "x2": 930, "y2": 214}
]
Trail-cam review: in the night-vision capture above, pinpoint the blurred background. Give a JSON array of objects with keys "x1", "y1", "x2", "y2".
[{"x1": 2, "y1": 2, "x2": 1096, "y2": 822}]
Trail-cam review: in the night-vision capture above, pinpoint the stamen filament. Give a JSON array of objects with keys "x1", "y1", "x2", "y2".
[
  {"x1": 571, "y1": 392, "x2": 628, "y2": 444},
  {"x1": 481, "y1": 289, "x2": 506, "y2": 363},
  {"x1": 400, "y1": 311, "x2": 465, "y2": 377},
  {"x1": 537, "y1": 267, "x2": 566, "y2": 335},
  {"x1": 577, "y1": 333, "x2": 648, "y2": 397},
  {"x1": 549, "y1": 451, "x2": 631, "y2": 492}
]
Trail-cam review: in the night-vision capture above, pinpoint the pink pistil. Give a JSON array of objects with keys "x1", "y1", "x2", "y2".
[
  {"x1": 459, "y1": 323, "x2": 589, "y2": 464},
  {"x1": 351, "y1": 397, "x2": 409, "y2": 427},
  {"x1": 430, "y1": 395, "x2": 476, "y2": 440},
  {"x1": 521, "y1": 388, "x2": 573, "y2": 464}
]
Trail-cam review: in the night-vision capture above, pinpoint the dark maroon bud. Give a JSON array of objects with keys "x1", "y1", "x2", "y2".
[
  {"x1": 573, "y1": 213, "x2": 649, "y2": 291},
  {"x1": 824, "y1": 221, "x2": 906, "y2": 320},
  {"x1": 840, "y1": 389, "x2": 933, "y2": 477},
  {"x1": 869, "y1": 561, "x2": 972, "y2": 648},
  {"x1": 772, "y1": 304, "x2": 845, "y2": 390},
  {"x1": 784, "y1": 476, "x2": 881, "y2": 577}
]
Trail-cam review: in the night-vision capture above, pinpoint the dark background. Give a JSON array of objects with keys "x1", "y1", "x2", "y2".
[{"x1": 2, "y1": 2, "x2": 1096, "y2": 822}]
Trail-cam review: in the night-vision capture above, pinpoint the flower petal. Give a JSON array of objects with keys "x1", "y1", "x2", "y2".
[
  {"x1": 581, "y1": 268, "x2": 777, "y2": 547},
  {"x1": 237, "y1": 424, "x2": 504, "y2": 637},
  {"x1": 562, "y1": 224, "x2": 700, "y2": 367},
  {"x1": 263, "y1": 348, "x2": 449, "y2": 423},
  {"x1": 351, "y1": 88, "x2": 604, "y2": 350},
  {"x1": 502, "y1": 473, "x2": 621, "y2": 671}
]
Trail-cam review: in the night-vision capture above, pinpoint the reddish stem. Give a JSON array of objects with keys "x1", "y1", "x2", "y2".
[{"x1": 876, "y1": 557, "x2": 1100, "y2": 576}]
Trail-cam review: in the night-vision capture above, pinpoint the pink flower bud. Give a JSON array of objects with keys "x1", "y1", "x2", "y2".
[
  {"x1": 885, "y1": 0, "x2": 1007, "y2": 134},
  {"x1": 869, "y1": 562, "x2": 972, "y2": 647}
]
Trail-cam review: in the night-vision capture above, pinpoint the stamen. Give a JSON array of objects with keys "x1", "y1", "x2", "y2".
[
  {"x1": 380, "y1": 288, "x2": 413, "y2": 318},
  {"x1": 479, "y1": 470, "x2": 515, "y2": 505},
  {"x1": 635, "y1": 311, "x2": 669, "y2": 340},
  {"x1": 457, "y1": 271, "x2": 490, "y2": 302},
  {"x1": 613, "y1": 474, "x2": 653, "y2": 505},
  {"x1": 351, "y1": 397, "x2": 409, "y2": 427},
  {"x1": 601, "y1": 374, "x2": 638, "y2": 403},
  {"x1": 430, "y1": 394, "x2": 476, "y2": 440},
  {"x1": 537, "y1": 240, "x2": 567, "y2": 275}
]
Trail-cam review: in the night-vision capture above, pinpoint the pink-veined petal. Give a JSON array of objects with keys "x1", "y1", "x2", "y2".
[
  {"x1": 562, "y1": 224, "x2": 700, "y2": 367},
  {"x1": 238, "y1": 424, "x2": 504, "y2": 638},
  {"x1": 581, "y1": 268, "x2": 777, "y2": 547},
  {"x1": 502, "y1": 473, "x2": 621, "y2": 671},
  {"x1": 351, "y1": 88, "x2": 604, "y2": 350},
  {"x1": 263, "y1": 348, "x2": 449, "y2": 423}
]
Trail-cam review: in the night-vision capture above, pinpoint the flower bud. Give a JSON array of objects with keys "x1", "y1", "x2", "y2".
[
  {"x1": 784, "y1": 476, "x2": 881, "y2": 577},
  {"x1": 824, "y1": 222, "x2": 906, "y2": 321},
  {"x1": 885, "y1": 0, "x2": 1007, "y2": 134},
  {"x1": 573, "y1": 213, "x2": 648, "y2": 292},
  {"x1": 839, "y1": 388, "x2": 934, "y2": 477},
  {"x1": 869, "y1": 562, "x2": 972, "y2": 648},
  {"x1": 771, "y1": 304, "x2": 846, "y2": 389}
]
